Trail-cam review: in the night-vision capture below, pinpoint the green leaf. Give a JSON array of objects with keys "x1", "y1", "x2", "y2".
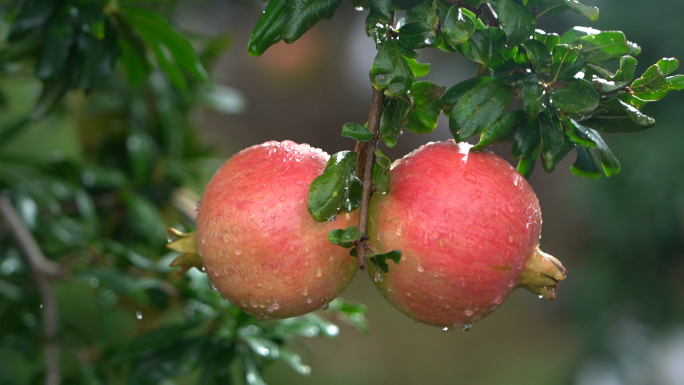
[
  {"x1": 328, "y1": 226, "x2": 365, "y2": 248},
  {"x1": 409, "y1": 81, "x2": 445, "y2": 105},
  {"x1": 549, "y1": 44, "x2": 583, "y2": 83},
  {"x1": 283, "y1": 0, "x2": 342, "y2": 43},
  {"x1": 398, "y1": 21, "x2": 437, "y2": 49},
  {"x1": 370, "y1": 250, "x2": 402, "y2": 273},
  {"x1": 614, "y1": 55, "x2": 638, "y2": 82},
  {"x1": 516, "y1": 146, "x2": 539, "y2": 179},
  {"x1": 373, "y1": 149, "x2": 392, "y2": 194},
  {"x1": 405, "y1": 57, "x2": 430, "y2": 77},
  {"x1": 473, "y1": 110, "x2": 525, "y2": 150},
  {"x1": 522, "y1": 39, "x2": 550, "y2": 72},
  {"x1": 454, "y1": 29, "x2": 492, "y2": 66},
  {"x1": 550, "y1": 79, "x2": 599, "y2": 114},
  {"x1": 568, "y1": 118, "x2": 621, "y2": 176},
  {"x1": 118, "y1": 7, "x2": 210, "y2": 87},
  {"x1": 631, "y1": 75, "x2": 684, "y2": 101},
  {"x1": 579, "y1": 31, "x2": 630, "y2": 63},
  {"x1": 307, "y1": 151, "x2": 362, "y2": 221},
  {"x1": 406, "y1": 100, "x2": 441, "y2": 134},
  {"x1": 379, "y1": 96, "x2": 411, "y2": 147},
  {"x1": 540, "y1": 112, "x2": 572, "y2": 172},
  {"x1": 440, "y1": 77, "x2": 494, "y2": 115},
  {"x1": 534, "y1": 30, "x2": 560, "y2": 53},
  {"x1": 366, "y1": 0, "x2": 392, "y2": 36},
  {"x1": 495, "y1": 0, "x2": 537, "y2": 47},
  {"x1": 631, "y1": 64, "x2": 666, "y2": 93},
  {"x1": 581, "y1": 98, "x2": 655, "y2": 133},
  {"x1": 7, "y1": 2, "x2": 54, "y2": 41},
  {"x1": 570, "y1": 146, "x2": 602, "y2": 178},
  {"x1": 342, "y1": 123, "x2": 374, "y2": 142},
  {"x1": 562, "y1": 0, "x2": 599, "y2": 21},
  {"x1": 370, "y1": 40, "x2": 416, "y2": 97},
  {"x1": 561, "y1": 117, "x2": 596, "y2": 148},
  {"x1": 118, "y1": 28, "x2": 148, "y2": 87},
  {"x1": 656, "y1": 57, "x2": 679, "y2": 76},
  {"x1": 77, "y1": 21, "x2": 120, "y2": 91},
  {"x1": 442, "y1": 6, "x2": 475, "y2": 47},
  {"x1": 247, "y1": 0, "x2": 289, "y2": 56},
  {"x1": 407, "y1": 0, "x2": 439, "y2": 25},
  {"x1": 520, "y1": 81, "x2": 545, "y2": 117},
  {"x1": 35, "y1": 11, "x2": 74, "y2": 81},
  {"x1": 449, "y1": 78, "x2": 511, "y2": 141}
]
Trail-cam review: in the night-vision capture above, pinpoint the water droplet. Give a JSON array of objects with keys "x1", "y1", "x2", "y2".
[
  {"x1": 475, "y1": 190, "x2": 481, "y2": 198},
  {"x1": 445, "y1": 304, "x2": 451, "y2": 309},
  {"x1": 508, "y1": 235, "x2": 514, "y2": 243},
  {"x1": 442, "y1": 326, "x2": 450, "y2": 332},
  {"x1": 508, "y1": 280, "x2": 515, "y2": 287},
  {"x1": 465, "y1": 308, "x2": 474, "y2": 316},
  {"x1": 302, "y1": 287, "x2": 308, "y2": 296},
  {"x1": 463, "y1": 171, "x2": 477, "y2": 184},
  {"x1": 272, "y1": 301, "x2": 280, "y2": 310},
  {"x1": 251, "y1": 300, "x2": 258, "y2": 308},
  {"x1": 213, "y1": 271, "x2": 220, "y2": 278},
  {"x1": 374, "y1": 271, "x2": 383, "y2": 282},
  {"x1": 508, "y1": 205, "x2": 515, "y2": 213},
  {"x1": 271, "y1": 212, "x2": 276, "y2": 219},
  {"x1": 406, "y1": 292, "x2": 411, "y2": 297},
  {"x1": 295, "y1": 180, "x2": 304, "y2": 185},
  {"x1": 279, "y1": 195, "x2": 286, "y2": 202},
  {"x1": 298, "y1": 198, "x2": 305, "y2": 205},
  {"x1": 470, "y1": 195, "x2": 477, "y2": 201},
  {"x1": 235, "y1": 249, "x2": 243, "y2": 255},
  {"x1": 396, "y1": 227, "x2": 402, "y2": 236},
  {"x1": 494, "y1": 295, "x2": 503, "y2": 304},
  {"x1": 315, "y1": 267, "x2": 323, "y2": 277},
  {"x1": 267, "y1": 307, "x2": 274, "y2": 313},
  {"x1": 431, "y1": 230, "x2": 440, "y2": 239},
  {"x1": 321, "y1": 303, "x2": 329, "y2": 310},
  {"x1": 136, "y1": 311, "x2": 143, "y2": 320},
  {"x1": 201, "y1": 238, "x2": 206, "y2": 244},
  {"x1": 538, "y1": 294, "x2": 544, "y2": 299},
  {"x1": 462, "y1": 324, "x2": 472, "y2": 332},
  {"x1": 307, "y1": 298, "x2": 313, "y2": 304},
  {"x1": 195, "y1": 203, "x2": 200, "y2": 214},
  {"x1": 416, "y1": 264, "x2": 425, "y2": 273},
  {"x1": 354, "y1": 6, "x2": 364, "y2": 11},
  {"x1": 488, "y1": 191, "x2": 496, "y2": 199}
]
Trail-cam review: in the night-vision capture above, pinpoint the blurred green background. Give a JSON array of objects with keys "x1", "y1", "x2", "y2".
[{"x1": 1, "y1": 0, "x2": 683, "y2": 384}]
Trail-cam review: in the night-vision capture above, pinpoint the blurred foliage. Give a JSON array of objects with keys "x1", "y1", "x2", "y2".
[{"x1": 0, "y1": 0, "x2": 367, "y2": 384}]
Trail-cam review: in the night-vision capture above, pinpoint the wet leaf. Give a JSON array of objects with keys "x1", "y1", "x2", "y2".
[
  {"x1": 328, "y1": 226, "x2": 365, "y2": 248},
  {"x1": 473, "y1": 110, "x2": 525, "y2": 150},
  {"x1": 540, "y1": 112, "x2": 572, "y2": 172},
  {"x1": 570, "y1": 145, "x2": 602, "y2": 178},
  {"x1": 247, "y1": 0, "x2": 289, "y2": 56},
  {"x1": 405, "y1": 57, "x2": 430, "y2": 77},
  {"x1": 495, "y1": 0, "x2": 537, "y2": 47},
  {"x1": 455, "y1": 29, "x2": 492, "y2": 66},
  {"x1": 308, "y1": 151, "x2": 362, "y2": 221},
  {"x1": 379, "y1": 96, "x2": 411, "y2": 147},
  {"x1": 370, "y1": 250, "x2": 402, "y2": 273},
  {"x1": 373, "y1": 149, "x2": 391, "y2": 193},
  {"x1": 581, "y1": 98, "x2": 655, "y2": 133},
  {"x1": 405, "y1": 100, "x2": 440, "y2": 134},
  {"x1": 409, "y1": 81, "x2": 445, "y2": 105},
  {"x1": 440, "y1": 77, "x2": 495, "y2": 115},
  {"x1": 283, "y1": 0, "x2": 342, "y2": 43},
  {"x1": 370, "y1": 40, "x2": 416, "y2": 97},
  {"x1": 549, "y1": 44, "x2": 583, "y2": 83},
  {"x1": 398, "y1": 21, "x2": 437, "y2": 49},
  {"x1": 441, "y1": 6, "x2": 475, "y2": 48},
  {"x1": 522, "y1": 39, "x2": 550, "y2": 72},
  {"x1": 550, "y1": 79, "x2": 599, "y2": 114},
  {"x1": 631, "y1": 64, "x2": 666, "y2": 93},
  {"x1": 569, "y1": 118, "x2": 621, "y2": 176},
  {"x1": 342, "y1": 123, "x2": 374, "y2": 142},
  {"x1": 520, "y1": 81, "x2": 545, "y2": 117},
  {"x1": 449, "y1": 78, "x2": 511, "y2": 141}
]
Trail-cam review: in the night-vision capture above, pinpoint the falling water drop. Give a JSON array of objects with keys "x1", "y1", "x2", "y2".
[{"x1": 462, "y1": 324, "x2": 472, "y2": 332}]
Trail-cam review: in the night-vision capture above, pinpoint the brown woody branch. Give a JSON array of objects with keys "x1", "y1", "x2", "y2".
[
  {"x1": 0, "y1": 196, "x2": 62, "y2": 385},
  {"x1": 354, "y1": 87, "x2": 385, "y2": 270}
]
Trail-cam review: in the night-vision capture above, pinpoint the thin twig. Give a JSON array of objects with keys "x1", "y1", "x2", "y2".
[
  {"x1": 481, "y1": 3, "x2": 499, "y2": 28},
  {"x1": 0, "y1": 196, "x2": 61, "y2": 385},
  {"x1": 354, "y1": 87, "x2": 385, "y2": 270}
]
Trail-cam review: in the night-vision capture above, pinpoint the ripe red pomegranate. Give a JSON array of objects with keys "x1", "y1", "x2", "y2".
[
  {"x1": 367, "y1": 140, "x2": 566, "y2": 330},
  {"x1": 194, "y1": 141, "x2": 358, "y2": 319}
]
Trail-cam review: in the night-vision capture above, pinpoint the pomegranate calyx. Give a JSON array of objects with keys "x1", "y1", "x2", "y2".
[
  {"x1": 166, "y1": 228, "x2": 203, "y2": 274},
  {"x1": 518, "y1": 246, "x2": 567, "y2": 300}
]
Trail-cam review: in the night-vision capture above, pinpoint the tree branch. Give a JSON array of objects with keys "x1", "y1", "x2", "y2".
[
  {"x1": 0, "y1": 196, "x2": 62, "y2": 385},
  {"x1": 354, "y1": 87, "x2": 385, "y2": 270}
]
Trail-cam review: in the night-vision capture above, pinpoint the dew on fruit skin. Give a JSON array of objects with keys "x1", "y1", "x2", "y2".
[
  {"x1": 272, "y1": 301, "x2": 280, "y2": 310},
  {"x1": 470, "y1": 194, "x2": 477, "y2": 201},
  {"x1": 465, "y1": 308, "x2": 474, "y2": 316},
  {"x1": 462, "y1": 324, "x2": 472, "y2": 332},
  {"x1": 374, "y1": 271, "x2": 383, "y2": 282},
  {"x1": 235, "y1": 249, "x2": 243, "y2": 255},
  {"x1": 298, "y1": 198, "x2": 305, "y2": 205},
  {"x1": 494, "y1": 295, "x2": 503, "y2": 304},
  {"x1": 307, "y1": 298, "x2": 313, "y2": 304},
  {"x1": 508, "y1": 280, "x2": 515, "y2": 287},
  {"x1": 445, "y1": 304, "x2": 451, "y2": 309},
  {"x1": 295, "y1": 180, "x2": 304, "y2": 186},
  {"x1": 201, "y1": 238, "x2": 206, "y2": 245},
  {"x1": 417, "y1": 265, "x2": 424, "y2": 273},
  {"x1": 321, "y1": 303, "x2": 329, "y2": 310},
  {"x1": 396, "y1": 227, "x2": 402, "y2": 236},
  {"x1": 302, "y1": 287, "x2": 308, "y2": 296},
  {"x1": 213, "y1": 271, "x2": 220, "y2": 278},
  {"x1": 316, "y1": 268, "x2": 322, "y2": 277},
  {"x1": 406, "y1": 292, "x2": 411, "y2": 297},
  {"x1": 463, "y1": 171, "x2": 477, "y2": 184},
  {"x1": 431, "y1": 230, "x2": 440, "y2": 239},
  {"x1": 250, "y1": 300, "x2": 258, "y2": 308},
  {"x1": 136, "y1": 311, "x2": 143, "y2": 320},
  {"x1": 508, "y1": 235, "x2": 514, "y2": 244}
]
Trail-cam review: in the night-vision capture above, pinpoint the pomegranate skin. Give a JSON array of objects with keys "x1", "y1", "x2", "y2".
[
  {"x1": 367, "y1": 140, "x2": 544, "y2": 328},
  {"x1": 196, "y1": 141, "x2": 357, "y2": 319}
]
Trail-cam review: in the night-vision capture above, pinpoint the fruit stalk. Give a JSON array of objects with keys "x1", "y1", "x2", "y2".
[{"x1": 354, "y1": 86, "x2": 385, "y2": 270}]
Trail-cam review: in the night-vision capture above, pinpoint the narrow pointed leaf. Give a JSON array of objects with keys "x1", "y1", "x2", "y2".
[
  {"x1": 247, "y1": 0, "x2": 289, "y2": 56},
  {"x1": 570, "y1": 146, "x2": 602, "y2": 178},
  {"x1": 342, "y1": 123, "x2": 374, "y2": 142},
  {"x1": 569, "y1": 118, "x2": 621, "y2": 176}
]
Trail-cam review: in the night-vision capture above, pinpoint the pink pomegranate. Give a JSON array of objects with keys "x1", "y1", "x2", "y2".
[
  {"x1": 195, "y1": 141, "x2": 358, "y2": 319},
  {"x1": 367, "y1": 140, "x2": 566, "y2": 329}
]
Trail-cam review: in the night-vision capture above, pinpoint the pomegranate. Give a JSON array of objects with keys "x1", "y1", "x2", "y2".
[
  {"x1": 367, "y1": 140, "x2": 566, "y2": 329},
  {"x1": 175, "y1": 141, "x2": 358, "y2": 319}
]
